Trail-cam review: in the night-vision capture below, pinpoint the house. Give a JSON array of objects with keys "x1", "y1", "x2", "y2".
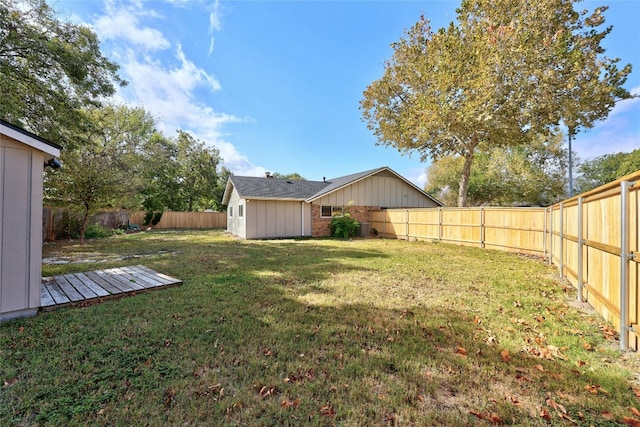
[
  {"x1": 1, "y1": 120, "x2": 61, "y2": 321},
  {"x1": 222, "y1": 166, "x2": 442, "y2": 239}
]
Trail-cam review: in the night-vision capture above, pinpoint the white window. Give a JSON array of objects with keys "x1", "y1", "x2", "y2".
[
  {"x1": 238, "y1": 204, "x2": 244, "y2": 218},
  {"x1": 228, "y1": 206, "x2": 233, "y2": 217},
  {"x1": 321, "y1": 206, "x2": 343, "y2": 218}
]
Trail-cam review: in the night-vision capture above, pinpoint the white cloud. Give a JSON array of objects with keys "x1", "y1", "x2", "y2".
[
  {"x1": 208, "y1": 0, "x2": 222, "y2": 33},
  {"x1": 93, "y1": 2, "x2": 170, "y2": 51},
  {"x1": 85, "y1": 0, "x2": 265, "y2": 177},
  {"x1": 572, "y1": 89, "x2": 640, "y2": 160}
]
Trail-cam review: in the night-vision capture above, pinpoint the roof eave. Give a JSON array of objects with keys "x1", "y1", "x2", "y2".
[{"x1": 0, "y1": 120, "x2": 61, "y2": 157}]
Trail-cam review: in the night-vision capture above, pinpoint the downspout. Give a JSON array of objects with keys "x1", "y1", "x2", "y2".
[{"x1": 301, "y1": 201, "x2": 305, "y2": 237}]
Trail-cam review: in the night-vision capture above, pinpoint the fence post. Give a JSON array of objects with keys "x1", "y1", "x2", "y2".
[
  {"x1": 405, "y1": 209, "x2": 409, "y2": 241},
  {"x1": 577, "y1": 197, "x2": 584, "y2": 302},
  {"x1": 548, "y1": 206, "x2": 553, "y2": 265},
  {"x1": 620, "y1": 181, "x2": 633, "y2": 350},
  {"x1": 480, "y1": 208, "x2": 485, "y2": 249},
  {"x1": 543, "y1": 207, "x2": 547, "y2": 259},
  {"x1": 438, "y1": 207, "x2": 443, "y2": 242},
  {"x1": 559, "y1": 202, "x2": 564, "y2": 277}
]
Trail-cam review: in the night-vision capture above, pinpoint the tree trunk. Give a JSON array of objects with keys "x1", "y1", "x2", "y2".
[
  {"x1": 79, "y1": 202, "x2": 90, "y2": 244},
  {"x1": 458, "y1": 147, "x2": 476, "y2": 207}
]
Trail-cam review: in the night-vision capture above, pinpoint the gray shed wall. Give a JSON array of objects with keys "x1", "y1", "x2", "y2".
[{"x1": 0, "y1": 137, "x2": 45, "y2": 320}]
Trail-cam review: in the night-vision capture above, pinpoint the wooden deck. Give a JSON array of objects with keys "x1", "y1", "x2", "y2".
[{"x1": 41, "y1": 265, "x2": 182, "y2": 311}]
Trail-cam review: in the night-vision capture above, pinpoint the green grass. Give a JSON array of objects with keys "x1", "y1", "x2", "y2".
[{"x1": 2, "y1": 230, "x2": 639, "y2": 426}]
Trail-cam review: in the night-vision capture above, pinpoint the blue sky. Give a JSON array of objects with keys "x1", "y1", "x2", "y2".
[{"x1": 58, "y1": 0, "x2": 639, "y2": 187}]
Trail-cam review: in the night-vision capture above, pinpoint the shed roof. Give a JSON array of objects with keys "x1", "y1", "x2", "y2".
[{"x1": 0, "y1": 119, "x2": 61, "y2": 157}]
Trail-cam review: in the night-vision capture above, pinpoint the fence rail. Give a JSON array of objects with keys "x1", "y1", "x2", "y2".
[{"x1": 369, "y1": 169, "x2": 640, "y2": 351}]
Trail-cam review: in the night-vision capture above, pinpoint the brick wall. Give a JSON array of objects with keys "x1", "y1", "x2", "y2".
[{"x1": 311, "y1": 204, "x2": 376, "y2": 237}]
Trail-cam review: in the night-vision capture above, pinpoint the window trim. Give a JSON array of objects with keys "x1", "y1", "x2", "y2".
[
  {"x1": 238, "y1": 203, "x2": 244, "y2": 218},
  {"x1": 228, "y1": 206, "x2": 233, "y2": 217},
  {"x1": 321, "y1": 205, "x2": 343, "y2": 218}
]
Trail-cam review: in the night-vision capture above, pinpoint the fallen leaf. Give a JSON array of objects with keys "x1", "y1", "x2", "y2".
[
  {"x1": 280, "y1": 398, "x2": 299, "y2": 409},
  {"x1": 474, "y1": 315, "x2": 482, "y2": 324},
  {"x1": 540, "y1": 408, "x2": 552, "y2": 420},
  {"x1": 576, "y1": 360, "x2": 586, "y2": 367},
  {"x1": 535, "y1": 364, "x2": 545, "y2": 372},
  {"x1": 586, "y1": 384, "x2": 600, "y2": 394},
  {"x1": 500, "y1": 350, "x2": 511, "y2": 363},
  {"x1": 18, "y1": 327, "x2": 24, "y2": 333},
  {"x1": 455, "y1": 346, "x2": 467, "y2": 357},
  {"x1": 3, "y1": 378, "x2": 19, "y2": 388},
  {"x1": 632, "y1": 386, "x2": 640, "y2": 398},
  {"x1": 487, "y1": 413, "x2": 502, "y2": 425},
  {"x1": 582, "y1": 342, "x2": 593, "y2": 351},
  {"x1": 164, "y1": 388, "x2": 176, "y2": 407},
  {"x1": 546, "y1": 398, "x2": 567, "y2": 414},
  {"x1": 470, "y1": 410, "x2": 484, "y2": 420},
  {"x1": 622, "y1": 416, "x2": 640, "y2": 427},
  {"x1": 602, "y1": 411, "x2": 614, "y2": 420},
  {"x1": 631, "y1": 407, "x2": 640, "y2": 417},
  {"x1": 320, "y1": 404, "x2": 335, "y2": 418}
]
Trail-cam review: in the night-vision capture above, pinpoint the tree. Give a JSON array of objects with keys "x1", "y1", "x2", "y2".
[
  {"x1": 271, "y1": 172, "x2": 306, "y2": 180},
  {"x1": 0, "y1": 0, "x2": 125, "y2": 143},
  {"x1": 361, "y1": 0, "x2": 631, "y2": 206},
  {"x1": 426, "y1": 133, "x2": 569, "y2": 206},
  {"x1": 174, "y1": 131, "x2": 221, "y2": 212},
  {"x1": 575, "y1": 149, "x2": 640, "y2": 193},
  {"x1": 139, "y1": 131, "x2": 222, "y2": 212},
  {"x1": 45, "y1": 105, "x2": 156, "y2": 243}
]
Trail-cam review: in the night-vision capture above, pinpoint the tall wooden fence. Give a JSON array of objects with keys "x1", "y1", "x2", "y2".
[
  {"x1": 128, "y1": 211, "x2": 227, "y2": 230},
  {"x1": 370, "y1": 169, "x2": 640, "y2": 351},
  {"x1": 43, "y1": 209, "x2": 227, "y2": 241}
]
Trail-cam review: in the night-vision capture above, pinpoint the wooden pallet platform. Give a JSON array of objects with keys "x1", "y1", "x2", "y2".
[{"x1": 41, "y1": 265, "x2": 182, "y2": 311}]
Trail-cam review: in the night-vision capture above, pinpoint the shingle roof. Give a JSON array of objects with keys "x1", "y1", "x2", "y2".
[
  {"x1": 228, "y1": 176, "x2": 329, "y2": 200},
  {"x1": 222, "y1": 166, "x2": 443, "y2": 206}
]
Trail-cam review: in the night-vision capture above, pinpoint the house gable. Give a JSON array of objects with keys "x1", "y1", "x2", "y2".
[{"x1": 0, "y1": 120, "x2": 61, "y2": 158}]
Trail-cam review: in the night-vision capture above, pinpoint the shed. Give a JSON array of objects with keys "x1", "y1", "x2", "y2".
[
  {"x1": 222, "y1": 166, "x2": 442, "y2": 239},
  {"x1": 1, "y1": 120, "x2": 61, "y2": 321}
]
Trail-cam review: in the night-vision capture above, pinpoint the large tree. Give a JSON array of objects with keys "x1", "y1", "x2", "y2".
[
  {"x1": 139, "y1": 131, "x2": 222, "y2": 212},
  {"x1": 0, "y1": 0, "x2": 124, "y2": 143},
  {"x1": 45, "y1": 105, "x2": 155, "y2": 242},
  {"x1": 426, "y1": 132, "x2": 569, "y2": 206},
  {"x1": 575, "y1": 149, "x2": 640, "y2": 193},
  {"x1": 361, "y1": 0, "x2": 631, "y2": 206}
]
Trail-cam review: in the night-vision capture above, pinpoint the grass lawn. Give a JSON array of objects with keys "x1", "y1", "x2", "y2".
[{"x1": 2, "y1": 230, "x2": 640, "y2": 426}]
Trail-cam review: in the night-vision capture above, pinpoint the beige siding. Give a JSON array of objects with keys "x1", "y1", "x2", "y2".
[
  {"x1": 245, "y1": 200, "x2": 310, "y2": 239},
  {"x1": 0, "y1": 137, "x2": 44, "y2": 320},
  {"x1": 226, "y1": 188, "x2": 245, "y2": 238},
  {"x1": 312, "y1": 175, "x2": 438, "y2": 208}
]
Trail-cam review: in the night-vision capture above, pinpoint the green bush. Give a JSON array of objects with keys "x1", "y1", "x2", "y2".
[
  {"x1": 329, "y1": 214, "x2": 360, "y2": 239},
  {"x1": 84, "y1": 224, "x2": 111, "y2": 239},
  {"x1": 143, "y1": 211, "x2": 163, "y2": 226}
]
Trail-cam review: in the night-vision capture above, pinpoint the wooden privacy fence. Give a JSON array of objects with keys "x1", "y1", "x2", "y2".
[
  {"x1": 43, "y1": 209, "x2": 227, "y2": 240},
  {"x1": 370, "y1": 207, "x2": 547, "y2": 256},
  {"x1": 127, "y1": 211, "x2": 227, "y2": 230},
  {"x1": 370, "y1": 169, "x2": 640, "y2": 351},
  {"x1": 548, "y1": 171, "x2": 640, "y2": 351}
]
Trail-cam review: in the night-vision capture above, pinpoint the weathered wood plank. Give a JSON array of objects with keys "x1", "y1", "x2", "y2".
[
  {"x1": 135, "y1": 265, "x2": 182, "y2": 285},
  {"x1": 45, "y1": 280, "x2": 71, "y2": 305},
  {"x1": 102, "y1": 267, "x2": 147, "y2": 290},
  {"x1": 74, "y1": 272, "x2": 110, "y2": 297},
  {"x1": 84, "y1": 270, "x2": 126, "y2": 294},
  {"x1": 93, "y1": 269, "x2": 141, "y2": 292},
  {"x1": 53, "y1": 275, "x2": 85, "y2": 302},
  {"x1": 119, "y1": 266, "x2": 164, "y2": 288},
  {"x1": 64, "y1": 273, "x2": 98, "y2": 300},
  {"x1": 40, "y1": 282, "x2": 56, "y2": 307}
]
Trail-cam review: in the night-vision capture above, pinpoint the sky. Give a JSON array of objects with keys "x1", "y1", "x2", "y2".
[{"x1": 56, "y1": 0, "x2": 640, "y2": 187}]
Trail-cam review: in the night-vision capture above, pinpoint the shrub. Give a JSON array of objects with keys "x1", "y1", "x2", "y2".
[
  {"x1": 330, "y1": 214, "x2": 360, "y2": 239},
  {"x1": 84, "y1": 224, "x2": 111, "y2": 239},
  {"x1": 143, "y1": 211, "x2": 163, "y2": 227}
]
